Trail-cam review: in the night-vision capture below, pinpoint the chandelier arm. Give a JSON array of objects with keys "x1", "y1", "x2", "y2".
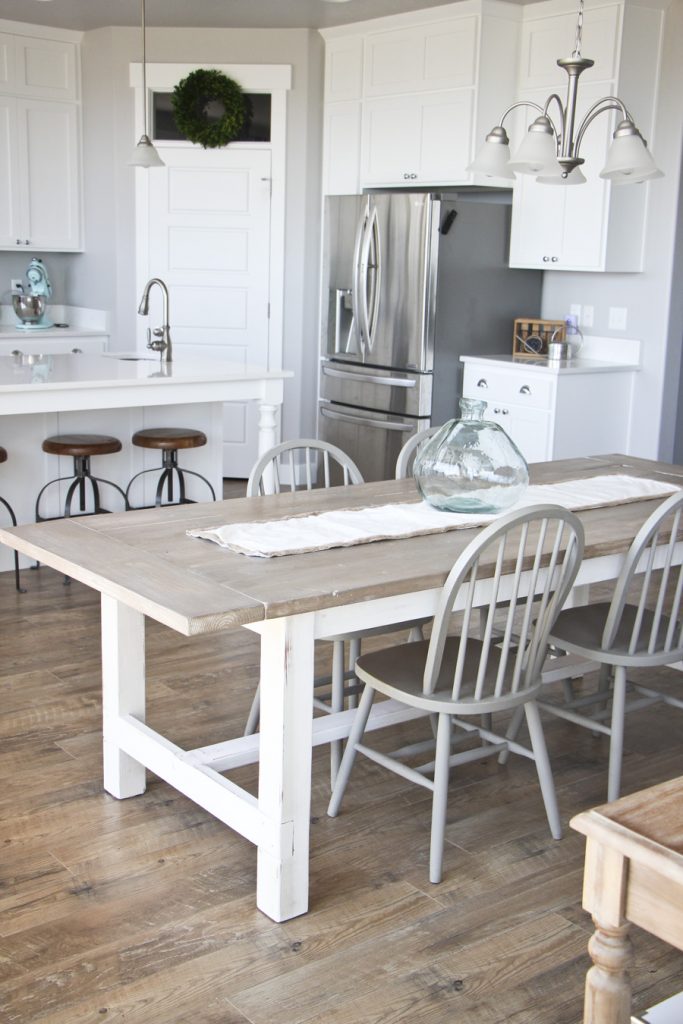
[
  {"x1": 573, "y1": 97, "x2": 630, "y2": 159},
  {"x1": 498, "y1": 99, "x2": 545, "y2": 129},
  {"x1": 541, "y1": 94, "x2": 566, "y2": 146}
]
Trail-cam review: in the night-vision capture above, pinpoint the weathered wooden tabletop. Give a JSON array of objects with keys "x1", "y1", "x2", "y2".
[{"x1": 1, "y1": 453, "x2": 680, "y2": 636}]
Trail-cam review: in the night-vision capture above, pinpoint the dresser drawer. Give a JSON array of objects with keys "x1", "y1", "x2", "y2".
[{"x1": 463, "y1": 364, "x2": 554, "y2": 411}]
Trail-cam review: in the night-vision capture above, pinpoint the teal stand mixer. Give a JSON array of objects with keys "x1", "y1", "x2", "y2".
[{"x1": 11, "y1": 258, "x2": 54, "y2": 330}]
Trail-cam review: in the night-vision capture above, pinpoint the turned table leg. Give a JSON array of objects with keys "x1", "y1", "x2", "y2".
[{"x1": 584, "y1": 918, "x2": 634, "y2": 1024}]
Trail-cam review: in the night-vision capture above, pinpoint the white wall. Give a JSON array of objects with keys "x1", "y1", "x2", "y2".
[
  {"x1": 541, "y1": 0, "x2": 683, "y2": 460},
  {"x1": 75, "y1": 25, "x2": 324, "y2": 443}
]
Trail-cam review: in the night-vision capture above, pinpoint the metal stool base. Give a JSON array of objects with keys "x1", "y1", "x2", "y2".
[
  {"x1": 0, "y1": 495, "x2": 25, "y2": 592},
  {"x1": 35, "y1": 454, "x2": 129, "y2": 522},
  {"x1": 126, "y1": 449, "x2": 216, "y2": 508}
]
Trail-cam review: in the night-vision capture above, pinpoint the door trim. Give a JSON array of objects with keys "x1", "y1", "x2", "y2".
[{"x1": 130, "y1": 61, "x2": 291, "y2": 375}]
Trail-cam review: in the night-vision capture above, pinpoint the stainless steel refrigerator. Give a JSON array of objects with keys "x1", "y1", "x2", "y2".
[{"x1": 318, "y1": 189, "x2": 543, "y2": 481}]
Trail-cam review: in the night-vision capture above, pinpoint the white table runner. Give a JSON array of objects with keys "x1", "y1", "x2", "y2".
[{"x1": 188, "y1": 474, "x2": 679, "y2": 558}]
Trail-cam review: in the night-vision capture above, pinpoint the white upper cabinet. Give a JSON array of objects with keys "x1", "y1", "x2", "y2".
[
  {"x1": 509, "y1": 0, "x2": 663, "y2": 273},
  {"x1": 0, "y1": 22, "x2": 82, "y2": 251},
  {"x1": 321, "y1": 1, "x2": 523, "y2": 194}
]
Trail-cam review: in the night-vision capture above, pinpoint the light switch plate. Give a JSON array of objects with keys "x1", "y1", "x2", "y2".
[
  {"x1": 609, "y1": 306, "x2": 628, "y2": 330},
  {"x1": 581, "y1": 305, "x2": 594, "y2": 328}
]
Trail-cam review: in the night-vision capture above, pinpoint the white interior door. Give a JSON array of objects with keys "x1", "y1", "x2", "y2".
[{"x1": 141, "y1": 146, "x2": 272, "y2": 477}]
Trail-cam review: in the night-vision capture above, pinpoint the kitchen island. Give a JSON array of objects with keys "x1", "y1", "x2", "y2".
[{"x1": 0, "y1": 352, "x2": 290, "y2": 572}]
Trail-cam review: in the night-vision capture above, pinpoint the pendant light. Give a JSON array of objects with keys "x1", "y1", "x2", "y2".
[
  {"x1": 129, "y1": 0, "x2": 164, "y2": 168},
  {"x1": 467, "y1": 0, "x2": 662, "y2": 186}
]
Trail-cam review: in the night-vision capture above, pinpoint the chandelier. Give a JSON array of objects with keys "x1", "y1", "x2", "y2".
[
  {"x1": 467, "y1": 0, "x2": 662, "y2": 186},
  {"x1": 129, "y1": 0, "x2": 164, "y2": 168}
]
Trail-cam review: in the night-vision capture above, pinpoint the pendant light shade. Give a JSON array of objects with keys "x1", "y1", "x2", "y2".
[
  {"x1": 508, "y1": 117, "x2": 557, "y2": 174},
  {"x1": 466, "y1": 127, "x2": 515, "y2": 179},
  {"x1": 599, "y1": 122, "x2": 663, "y2": 184},
  {"x1": 129, "y1": 0, "x2": 163, "y2": 168}
]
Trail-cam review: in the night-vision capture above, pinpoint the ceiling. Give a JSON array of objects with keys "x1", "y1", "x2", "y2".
[{"x1": 0, "y1": 0, "x2": 523, "y2": 33}]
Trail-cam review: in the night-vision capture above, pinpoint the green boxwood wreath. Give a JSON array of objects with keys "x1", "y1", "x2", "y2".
[{"x1": 172, "y1": 69, "x2": 246, "y2": 148}]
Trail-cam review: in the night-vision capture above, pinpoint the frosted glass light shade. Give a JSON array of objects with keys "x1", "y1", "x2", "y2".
[
  {"x1": 536, "y1": 163, "x2": 587, "y2": 185},
  {"x1": 508, "y1": 123, "x2": 557, "y2": 175},
  {"x1": 466, "y1": 138, "x2": 514, "y2": 179},
  {"x1": 600, "y1": 129, "x2": 660, "y2": 183},
  {"x1": 129, "y1": 134, "x2": 164, "y2": 168}
]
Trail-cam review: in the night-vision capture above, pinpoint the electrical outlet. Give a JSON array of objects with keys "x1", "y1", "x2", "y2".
[
  {"x1": 569, "y1": 303, "x2": 581, "y2": 320},
  {"x1": 581, "y1": 305, "x2": 594, "y2": 328},
  {"x1": 608, "y1": 306, "x2": 628, "y2": 330},
  {"x1": 10, "y1": 278, "x2": 22, "y2": 292}
]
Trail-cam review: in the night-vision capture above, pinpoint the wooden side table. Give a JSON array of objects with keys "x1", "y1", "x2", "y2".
[{"x1": 571, "y1": 777, "x2": 683, "y2": 1024}]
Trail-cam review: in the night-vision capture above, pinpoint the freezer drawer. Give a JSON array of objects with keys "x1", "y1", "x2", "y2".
[
  {"x1": 318, "y1": 399, "x2": 428, "y2": 483},
  {"x1": 320, "y1": 359, "x2": 432, "y2": 418}
]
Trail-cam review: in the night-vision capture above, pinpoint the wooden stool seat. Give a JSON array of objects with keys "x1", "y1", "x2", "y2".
[
  {"x1": 0, "y1": 445, "x2": 26, "y2": 591},
  {"x1": 126, "y1": 427, "x2": 215, "y2": 508},
  {"x1": 131, "y1": 428, "x2": 207, "y2": 452},
  {"x1": 42, "y1": 434, "x2": 122, "y2": 458}
]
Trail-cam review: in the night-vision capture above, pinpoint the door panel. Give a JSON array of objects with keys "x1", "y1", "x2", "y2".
[{"x1": 142, "y1": 147, "x2": 271, "y2": 477}]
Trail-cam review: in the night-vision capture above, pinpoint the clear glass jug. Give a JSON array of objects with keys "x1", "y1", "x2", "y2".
[{"x1": 413, "y1": 398, "x2": 529, "y2": 513}]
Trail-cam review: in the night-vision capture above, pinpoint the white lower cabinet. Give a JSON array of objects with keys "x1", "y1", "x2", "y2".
[
  {"x1": 461, "y1": 357, "x2": 637, "y2": 464},
  {"x1": 0, "y1": 334, "x2": 107, "y2": 357}
]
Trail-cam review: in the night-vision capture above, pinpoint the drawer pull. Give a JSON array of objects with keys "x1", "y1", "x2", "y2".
[
  {"x1": 519, "y1": 385, "x2": 531, "y2": 395},
  {"x1": 476, "y1": 378, "x2": 488, "y2": 389}
]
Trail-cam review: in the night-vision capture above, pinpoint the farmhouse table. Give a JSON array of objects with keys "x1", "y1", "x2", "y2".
[
  {"x1": 0, "y1": 453, "x2": 681, "y2": 922},
  {"x1": 571, "y1": 776, "x2": 683, "y2": 1024}
]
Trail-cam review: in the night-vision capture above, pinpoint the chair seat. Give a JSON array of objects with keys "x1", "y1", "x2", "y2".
[
  {"x1": 131, "y1": 428, "x2": 207, "y2": 451},
  {"x1": 549, "y1": 602, "x2": 681, "y2": 668},
  {"x1": 42, "y1": 434, "x2": 122, "y2": 457},
  {"x1": 356, "y1": 637, "x2": 538, "y2": 715},
  {"x1": 0, "y1": 446, "x2": 7, "y2": 464}
]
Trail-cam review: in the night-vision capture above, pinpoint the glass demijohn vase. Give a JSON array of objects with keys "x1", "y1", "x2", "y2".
[{"x1": 413, "y1": 398, "x2": 529, "y2": 513}]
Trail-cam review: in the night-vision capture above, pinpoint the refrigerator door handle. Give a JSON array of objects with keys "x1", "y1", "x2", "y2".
[
  {"x1": 359, "y1": 203, "x2": 381, "y2": 354},
  {"x1": 351, "y1": 201, "x2": 369, "y2": 360},
  {"x1": 333, "y1": 288, "x2": 354, "y2": 354},
  {"x1": 322, "y1": 365, "x2": 416, "y2": 388},
  {"x1": 320, "y1": 404, "x2": 415, "y2": 432}
]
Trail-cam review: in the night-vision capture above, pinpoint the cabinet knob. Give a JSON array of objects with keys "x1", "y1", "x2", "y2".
[
  {"x1": 24, "y1": 239, "x2": 30, "y2": 245},
  {"x1": 542, "y1": 256, "x2": 550, "y2": 262},
  {"x1": 476, "y1": 378, "x2": 488, "y2": 389},
  {"x1": 16, "y1": 238, "x2": 21, "y2": 245},
  {"x1": 519, "y1": 385, "x2": 531, "y2": 395},
  {"x1": 71, "y1": 347, "x2": 83, "y2": 354},
  {"x1": 551, "y1": 256, "x2": 559, "y2": 262},
  {"x1": 501, "y1": 408, "x2": 509, "y2": 415}
]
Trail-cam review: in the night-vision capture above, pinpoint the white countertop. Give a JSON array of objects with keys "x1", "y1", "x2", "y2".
[
  {"x1": 0, "y1": 353, "x2": 292, "y2": 415},
  {"x1": 460, "y1": 353, "x2": 639, "y2": 375},
  {"x1": 0, "y1": 325, "x2": 108, "y2": 340}
]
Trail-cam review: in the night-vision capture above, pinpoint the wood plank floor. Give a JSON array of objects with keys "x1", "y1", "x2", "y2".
[{"x1": 2, "y1": 514, "x2": 683, "y2": 1023}]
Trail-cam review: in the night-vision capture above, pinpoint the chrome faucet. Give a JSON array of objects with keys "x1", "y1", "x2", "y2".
[{"x1": 137, "y1": 277, "x2": 172, "y2": 362}]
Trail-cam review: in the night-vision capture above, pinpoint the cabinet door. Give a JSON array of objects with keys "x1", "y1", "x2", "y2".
[
  {"x1": 361, "y1": 89, "x2": 473, "y2": 187},
  {"x1": 325, "y1": 37, "x2": 363, "y2": 102},
  {"x1": 0, "y1": 33, "x2": 16, "y2": 92},
  {"x1": 14, "y1": 35, "x2": 78, "y2": 100},
  {"x1": 17, "y1": 99, "x2": 82, "y2": 250},
  {"x1": 488, "y1": 404, "x2": 551, "y2": 463},
  {"x1": 0, "y1": 96, "x2": 23, "y2": 248},
  {"x1": 363, "y1": 17, "x2": 477, "y2": 97}
]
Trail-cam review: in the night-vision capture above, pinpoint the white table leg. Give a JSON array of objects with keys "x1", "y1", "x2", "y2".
[
  {"x1": 101, "y1": 594, "x2": 147, "y2": 799},
  {"x1": 256, "y1": 613, "x2": 315, "y2": 922},
  {"x1": 257, "y1": 402, "x2": 279, "y2": 457}
]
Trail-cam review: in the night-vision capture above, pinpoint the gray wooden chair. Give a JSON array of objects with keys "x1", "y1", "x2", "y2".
[
  {"x1": 328, "y1": 504, "x2": 584, "y2": 883},
  {"x1": 531, "y1": 488, "x2": 683, "y2": 802},
  {"x1": 394, "y1": 426, "x2": 441, "y2": 480},
  {"x1": 244, "y1": 438, "x2": 425, "y2": 784}
]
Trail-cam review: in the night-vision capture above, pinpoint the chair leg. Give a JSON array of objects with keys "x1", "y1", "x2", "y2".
[
  {"x1": 330, "y1": 639, "x2": 346, "y2": 786},
  {"x1": 498, "y1": 703, "x2": 525, "y2": 765},
  {"x1": 0, "y1": 496, "x2": 26, "y2": 593},
  {"x1": 607, "y1": 666, "x2": 627, "y2": 802},
  {"x1": 524, "y1": 700, "x2": 562, "y2": 840},
  {"x1": 430, "y1": 712, "x2": 452, "y2": 884},
  {"x1": 347, "y1": 637, "x2": 361, "y2": 709},
  {"x1": 244, "y1": 684, "x2": 261, "y2": 736},
  {"x1": 327, "y1": 683, "x2": 375, "y2": 818}
]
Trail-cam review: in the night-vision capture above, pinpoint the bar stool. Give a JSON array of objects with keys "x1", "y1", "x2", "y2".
[
  {"x1": 125, "y1": 428, "x2": 217, "y2": 508},
  {"x1": 36, "y1": 434, "x2": 129, "y2": 522},
  {"x1": 0, "y1": 446, "x2": 25, "y2": 592}
]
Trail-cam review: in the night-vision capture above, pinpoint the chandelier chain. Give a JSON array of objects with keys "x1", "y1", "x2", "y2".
[{"x1": 572, "y1": 0, "x2": 584, "y2": 58}]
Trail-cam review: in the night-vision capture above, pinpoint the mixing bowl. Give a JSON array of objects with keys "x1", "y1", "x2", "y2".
[{"x1": 12, "y1": 293, "x2": 46, "y2": 325}]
